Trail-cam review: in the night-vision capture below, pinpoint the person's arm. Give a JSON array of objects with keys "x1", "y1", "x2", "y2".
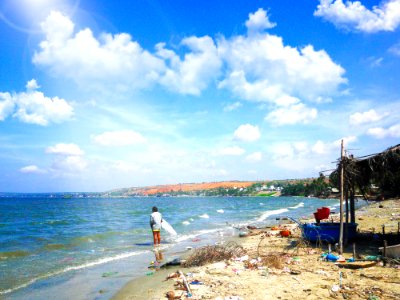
[{"x1": 150, "y1": 215, "x2": 155, "y2": 229}]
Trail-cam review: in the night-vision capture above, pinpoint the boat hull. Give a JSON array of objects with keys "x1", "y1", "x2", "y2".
[{"x1": 302, "y1": 222, "x2": 358, "y2": 243}]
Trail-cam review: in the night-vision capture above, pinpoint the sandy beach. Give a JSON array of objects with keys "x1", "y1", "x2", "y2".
[{"x1": 113, "y1": 199, "x2": 400, "y2": 300}]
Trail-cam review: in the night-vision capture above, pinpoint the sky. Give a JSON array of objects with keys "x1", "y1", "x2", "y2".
[{"x1": 0, "y1": 0, "x2": 399, "y2": 192}]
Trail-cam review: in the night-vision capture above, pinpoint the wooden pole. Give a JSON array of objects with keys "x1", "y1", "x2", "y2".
[
  {"x1": 339, "y1": 140, "x2": 344, "y2": 255},
  {"x1": 353, "y1": 243, "x2": 356, "y2": 259},
  {"x1": 383, "y1": 240, "x2": 387, "y2": 266}
]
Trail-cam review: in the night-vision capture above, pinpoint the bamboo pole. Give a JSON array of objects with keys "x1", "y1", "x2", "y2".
[{"x1": 339, "y1": 140, "x2": 344, "y2": 255}]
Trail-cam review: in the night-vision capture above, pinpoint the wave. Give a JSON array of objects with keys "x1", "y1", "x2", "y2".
[
  {"x1": 199, "y1": 214, "x2": 209, "y2": 219},
  {"x1": 257, "y1": 208, "x2": 289, "y2": 222},
  {"x1": 0, "y1": 250, "x2": 148, "y2": 295},
  {"x1": 182, "y1": 221, "x2": 190, "y2": 225},
  {"x1": 289, "y1": 202, "x2": 304, "y2": 209},
  {"x1": 173, "y1": 228, "x2": 221, "y2": 243},
  {"x1": 216, "y1": 209, "x2": 224, "y2": 213}
]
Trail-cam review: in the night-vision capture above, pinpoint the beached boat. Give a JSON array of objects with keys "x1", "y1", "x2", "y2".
[
  {"x1": 379, "y1": 243, "x2": 400, "y2": 259},
  {"x1": 301, "y1": 222, "x2": 358, "y2": 243}
]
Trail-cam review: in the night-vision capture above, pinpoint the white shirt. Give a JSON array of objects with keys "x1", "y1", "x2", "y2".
[{"x1": 150, "y1": 211, "x2": 162, "y2": 230}]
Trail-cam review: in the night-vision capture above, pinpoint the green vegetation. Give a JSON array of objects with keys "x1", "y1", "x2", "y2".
[{"x1": 281, "y1": 174, "x2": 331, "y2": 197}]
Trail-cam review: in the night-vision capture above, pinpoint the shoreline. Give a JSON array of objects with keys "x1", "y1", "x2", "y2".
[{"x1": 112, "y1": 199, "x2": 400, "y2": 300}]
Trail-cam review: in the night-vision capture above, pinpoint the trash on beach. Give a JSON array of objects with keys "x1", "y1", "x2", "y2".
[
  {"x1": 182, "y1": 242, "x2": 246, "y2": 267},
  {"x1": 186, "y1": 246, "x2": 193, "y2": 250},
  {"x1": 326, "y1": 253, "x2": 339, "y2": 262},
  {"x1": 146, "y1": 271, "x2": 154, "y2": 276},
  {"x1": 166, "y1": 271, "x2": 180, "y2": 280},
  {"x1": 190, "y1": 280, "x2": 203, "y2": 285},
  {"x1": 331, "y1": 285, "x2": 340, "y2": 292},
  {"x1": 102, "y1": 271, "x2": 118, "y2": 277},
  {"x1": 279, "y1": 230, "x2": 291, "y2": 237},
  {"x1": 238, "y1": 231, "x2": 248, "y2": 237}
]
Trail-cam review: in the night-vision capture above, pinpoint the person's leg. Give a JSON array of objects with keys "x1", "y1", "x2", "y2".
[
  {"x1": 155, "y1": 231, "x2": 161, "y2": 245},
  {"x1": 152, "y1": 230, "x2": 157, "y2": 245}
]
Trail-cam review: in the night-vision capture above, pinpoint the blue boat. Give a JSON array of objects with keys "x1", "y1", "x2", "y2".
[{"x1": 302, "y1": 222, "x2": 358, "y2": 243}]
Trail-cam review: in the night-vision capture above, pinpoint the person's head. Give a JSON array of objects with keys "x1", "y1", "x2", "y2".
[{"x1": 152, "y1": 206, "x2": 158, "y2": 212}]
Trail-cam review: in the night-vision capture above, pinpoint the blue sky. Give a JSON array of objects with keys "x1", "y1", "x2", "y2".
[{"x1": 0, "y1": 0, "x2": 399, "y2": 192}]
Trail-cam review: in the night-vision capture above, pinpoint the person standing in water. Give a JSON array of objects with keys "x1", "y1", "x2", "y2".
[{"x1": 150, "y1": 206, "x2": 162, "y2": 246}]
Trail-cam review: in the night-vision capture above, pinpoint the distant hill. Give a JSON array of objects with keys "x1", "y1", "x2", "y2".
[{"x1": 105, "y1": 181, "x2": 256, "y2": 197}]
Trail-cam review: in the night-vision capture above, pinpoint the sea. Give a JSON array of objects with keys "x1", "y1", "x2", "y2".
[{"x1": 0, "y1": 195, "x2": 366, "y2": 299}]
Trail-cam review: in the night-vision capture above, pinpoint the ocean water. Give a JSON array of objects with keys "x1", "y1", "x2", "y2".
[{"x1": 0, "y1": 196, "x2": 362, "y2": 299}]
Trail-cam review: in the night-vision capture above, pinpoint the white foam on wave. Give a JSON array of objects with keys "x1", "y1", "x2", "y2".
[
  {"x1": 259, "y1": 203, "x2": 264, "y2": 206},
  {"x1": 257, "y1": 208, "x2": 289, "y2": 222},
  {"x1": 173, "y1": 228, "x2": 221, "y2": 243},
  {"x1": 189, "y1": 218, "x2": 194, "y2": 222},
  {"x1": 217, "y1": 209, "x2": 224, "y2": 213},
  {"x1": 0, "y1": 250, "x2": 149, "y2": 295},
  {"x1": 182, "y1": 221, "x2": 190, "y2": 225},
  {"x1": 199, "y1": 214, "x2": 209, "y2": 219},
  {"x1": 289, "y1": 202, "x2": 304, "y2": 209}
]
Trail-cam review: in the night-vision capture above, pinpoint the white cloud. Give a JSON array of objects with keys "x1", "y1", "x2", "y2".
[
  {"x1": 0, "y1": 80, "x2": 73, "y2": 125},
  {"x1": 265, "y1": 103, "x2": 317, "y2": 125},
  {"x1": 45, "y1": 143, "x2": 88, "y2": 175},
  {"x1": 50, "y1": 155, "x2": 88, "y2": 173},
  {"x1": 26, "y1": 79, "x2": 40, "y2": 90},
  {"x1": 46, "y1": 143, "x2": 84, "y2": 156},
  {"x1": 223, "y1": 101, "x2": 242, "y2": 112},
  {"x1": 349, "y1": 109, "x2": 386, "y2": 125},
  {"x1": 245, "y1": 8, "x2": 276, "y2": 34},
  {"x1": 33, "y1": 10, "x2": 345, "y2": 105},
  {"x1": 0, "y1": 92, "x2": 15, "y2": 121},
  {"x1": 91, "y1": 130, "x2": 146, "y2": 146},
  {"x1": 233, "y1": 124, "x2": 261, "y2": 142},
  {"x1": 19, "y1": 165, "x2": 47, "y2": 174},
  {"x1": 156, "y1": 36, "x2": 222, "y2": 95},
  {"x1": 218, "y1": 146, "x2": 245, "y2": 156},
  {"x1": 367, "y1": 124, "x2": 400, "y2": 138},
  {"x1": 314, "y1": 0, "x2": 400, "y2": 33},
  {"x1": 218, "y1": 28, "x2": 346, "y2": 104},
  {"x1": 389, "y1": 42, "x2": 400, "y2": 56},
  {"x1": 34, "y1": 11, "x2": 165, "y2": 90},
  {"x1": 246, "y1": 151, "x2": 262, "y2": 162}
]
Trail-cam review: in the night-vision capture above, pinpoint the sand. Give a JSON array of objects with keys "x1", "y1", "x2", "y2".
[{"x1": 112, "y1": 199, "x2": 400, "y2": 300}]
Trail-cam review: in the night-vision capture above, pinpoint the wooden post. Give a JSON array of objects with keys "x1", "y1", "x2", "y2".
[
  {"x1": 383, "y1": 240, "x2": 387, "y2": 266},
  {"x1": 328, "y1": 244, "x2": 331, "y2": 254},
  {"x1": 382, "y1": 225, "x2": 385, "y2": 237},
  {"x1": 353, "y1": 243, "x2": 356, "y2": 259},
  {"x1": 350, "y1": 184, "x2": 355, "y2": 224},
  {"x1": 398, "y1": 222, "x2": 399, "y2": 235},
  {"x1": 344, "y1": 185, "x2": 349, "y2": 246},
  {"x1": 339, "y1": 140, "x2": 344, "y2": 255}
]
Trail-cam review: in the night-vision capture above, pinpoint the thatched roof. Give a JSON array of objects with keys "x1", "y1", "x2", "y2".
[{"x1": 330, "y1": 144, "x2": 400, "y2": 198}]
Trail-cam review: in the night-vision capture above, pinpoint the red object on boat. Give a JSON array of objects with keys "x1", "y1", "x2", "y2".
[{"x1": 314, "y1": 207, "x2": 330, "y2": 223}]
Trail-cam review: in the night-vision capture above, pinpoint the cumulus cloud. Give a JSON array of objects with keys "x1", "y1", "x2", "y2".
[
  {"x1": 246, "y1": 151, "x2": 262, "y2": 162},
  {"x1": 349, "y1": 109, "x2": 387, "y2": 125},
  {"x1": 265, "y1": 103, "x2": 318, "y2": 125},
  {"x1": 245, "y1": 8, "x2": 276, "y2": 34},
  {"x1": 367, "y1": 124, "x2": 400, "y2": 138},
  {"x1": 314, "y1": 0, "x2": 400, "y2": 33},
  {"x1": 0, "y1": 79, "x2": 73, "y2": 125},
  {"x1": 91, "y1": 130, "x2": 146, "y2": 146},
  {"x1": 45, "y1": 143, "x2": 87, "y2": 175},
  {"x1": 32, "y1": 9, "x2": 345, "y2": 106},
  {"x1": 218, "y1": 31, "x2": 346, "y2": 105},
  {"x1": 156, "y1": 36, "x2": 222, "y2": 95},
  {"x1": 46, "y1": 143, "x2": 84, "y2": 156},
  {"x1": 218, "y1": 146, "x2": 245, "y2": 156},
  {"x1": 19, "y1": 165, "x2": 47, "y2": 174},
  {"x1": 34, "y1": 11, "x2": 165, "y2": 90},
  {"x1": 233, "y1": 124, "x2": 261, "y2": 142}
]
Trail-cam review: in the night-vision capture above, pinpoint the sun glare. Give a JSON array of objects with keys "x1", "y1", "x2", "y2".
[{"x1": 0, "y1": 0, "x2": 79, "y2": 33}]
